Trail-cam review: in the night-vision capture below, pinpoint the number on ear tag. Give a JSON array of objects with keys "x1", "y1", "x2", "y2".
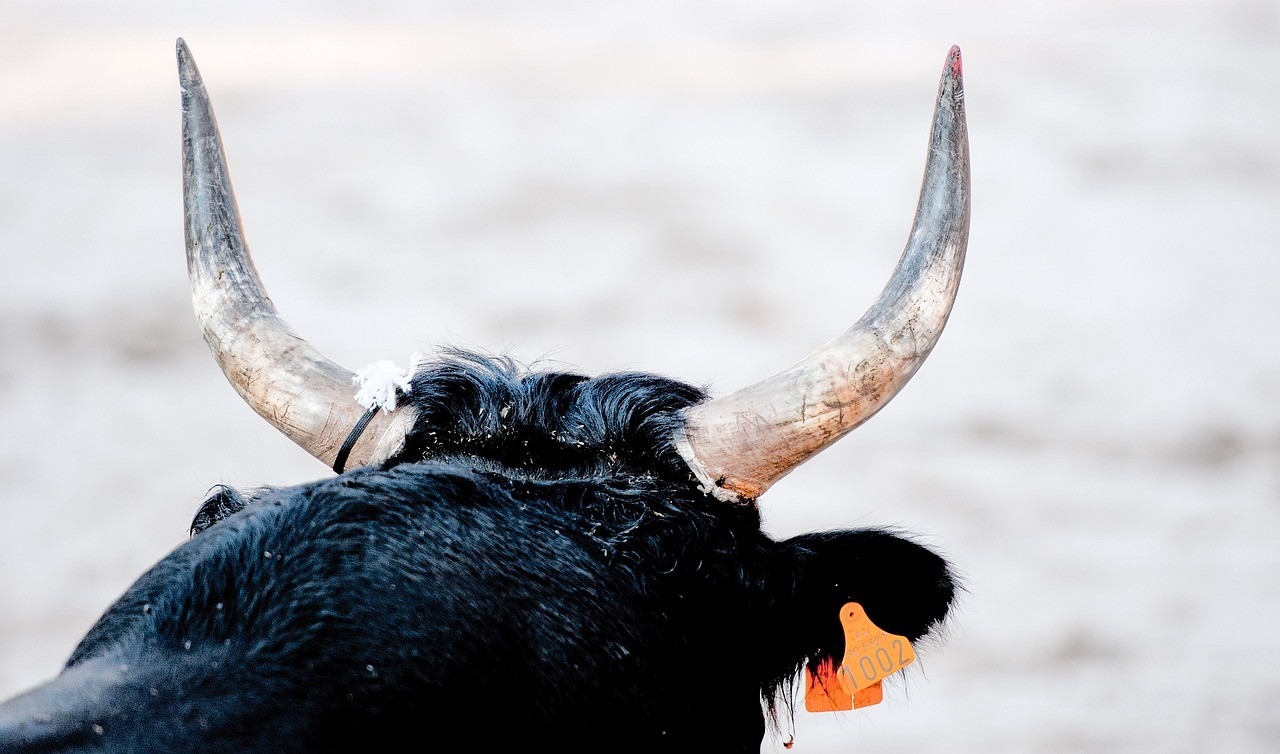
[{"x1": 803, "y1": 602, "x2": 916, "y2": 712}]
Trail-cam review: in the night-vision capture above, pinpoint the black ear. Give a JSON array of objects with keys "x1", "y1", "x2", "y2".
[
  {"x1": 189, "y1": 485, "x2": 251, "y2": 535},
  {"x1": 785, "y1": 527, "x2": 957, "y2": 665}
]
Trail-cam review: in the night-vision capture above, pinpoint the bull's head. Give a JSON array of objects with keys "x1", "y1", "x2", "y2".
[{"x1": 0, "y1": 39, "x2": 968, "y2": 753}]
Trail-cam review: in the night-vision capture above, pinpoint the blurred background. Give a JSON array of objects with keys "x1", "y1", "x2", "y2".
[{"x1": 1, "y1": 1, "x2": 1277, "y2": 751}]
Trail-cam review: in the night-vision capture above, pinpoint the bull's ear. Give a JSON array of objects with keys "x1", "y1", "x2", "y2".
[
  {"x1": 786, "y1": 528, "x2": 957, "y2": 659},
  {"x1": 189, "y1": 485, "x2": 251, "y2": 535}
]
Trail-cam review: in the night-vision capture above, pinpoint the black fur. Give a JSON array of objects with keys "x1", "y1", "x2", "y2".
[{"x1": 0, "y1": 350, "x2": 956, "y2": 753}]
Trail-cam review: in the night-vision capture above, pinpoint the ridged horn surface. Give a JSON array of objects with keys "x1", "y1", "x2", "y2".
[
  {"x1": 676, "y1": 45, "x2": 970, "y2": 503},
  {"x1": 179, "y1": 38, "x2": 413, "y2": 470}
]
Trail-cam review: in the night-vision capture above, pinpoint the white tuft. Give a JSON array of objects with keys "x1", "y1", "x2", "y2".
[{"x1": 353, "y1": 354, "x2": 424, "y2": 411}]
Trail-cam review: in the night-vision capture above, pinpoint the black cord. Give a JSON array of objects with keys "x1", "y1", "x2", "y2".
[{"x1": 332, "y1": 406, "x2": 379, "y2": 474}]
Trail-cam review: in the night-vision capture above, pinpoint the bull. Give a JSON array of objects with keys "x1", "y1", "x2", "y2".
[{"x1": 0, "y1": 39, "x2": 970, "y2": 753}]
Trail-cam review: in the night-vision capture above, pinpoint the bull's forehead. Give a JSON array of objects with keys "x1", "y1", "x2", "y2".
[{"x1": 385, "y1": 352, "x2": 708, "y2": 482}]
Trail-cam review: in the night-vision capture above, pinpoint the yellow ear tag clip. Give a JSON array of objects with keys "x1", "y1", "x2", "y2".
[{"x1": 804, "y1": 602, "x2": 916, "y2": 712}]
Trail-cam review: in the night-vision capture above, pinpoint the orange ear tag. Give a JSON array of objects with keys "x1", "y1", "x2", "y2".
[
  {"x1": 804, "y1": 602, "x2": 916, "y2": 713},
  {"x1": 804, "y1": 659, "x2": 883, "y2": 711}
]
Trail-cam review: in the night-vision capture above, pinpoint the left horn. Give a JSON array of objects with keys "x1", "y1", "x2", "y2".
[
  {"x1": 179, "y1": 38, "x2": 412, "y2": 471},
  {"x1": 676, "y1": 45, "x2": 970, "y2": 503}
]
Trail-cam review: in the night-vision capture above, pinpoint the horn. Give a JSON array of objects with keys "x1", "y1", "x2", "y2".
[
  {"x1": 675, "y1": 45, "x2": 970, "y2": 503},
  {"x1": 178, "y1": 38, "x2": 413, "y2": 470}
]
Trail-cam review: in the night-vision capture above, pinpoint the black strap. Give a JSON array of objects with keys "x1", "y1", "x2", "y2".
[{"x1": 332, "y1": 406, "x2": 380, "y2": 474}]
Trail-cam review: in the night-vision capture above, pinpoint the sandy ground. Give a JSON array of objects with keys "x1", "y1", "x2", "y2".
[{"x1": 1, "y1": 1, "x2": 1278, "y2": 751}]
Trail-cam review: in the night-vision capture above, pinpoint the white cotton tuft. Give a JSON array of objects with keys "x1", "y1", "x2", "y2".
[{"x1": 352, "y1": 357, "x2": 418, "y2": 411}]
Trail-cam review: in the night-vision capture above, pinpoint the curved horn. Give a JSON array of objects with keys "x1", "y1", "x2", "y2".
[
  {"x1": 178, "y1": 38, "x2": 413, "y2": 470},
  {"x1": 676, "y1": 45, "x2": 970, "y2": 503}
]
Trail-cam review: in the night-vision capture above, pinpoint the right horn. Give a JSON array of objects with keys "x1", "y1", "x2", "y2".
[{"x1": 675, "y1": 45, "x2": 970, "y2": 503}]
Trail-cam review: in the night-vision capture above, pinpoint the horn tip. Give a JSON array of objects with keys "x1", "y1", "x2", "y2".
[
  {"x1": 176, "y1": 37, "x2": 203, "y2": 90},
  {"x1": 937, "y1": 45, "x2": 966, "y2": 112},
  {"x1": 946, "y1": 45, "x2": 963, "y2": 80}
]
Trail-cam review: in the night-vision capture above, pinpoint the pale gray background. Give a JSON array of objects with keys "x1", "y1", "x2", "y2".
[{"x1": 2, "y1": 2, "x2": 1277, "y2": 752}]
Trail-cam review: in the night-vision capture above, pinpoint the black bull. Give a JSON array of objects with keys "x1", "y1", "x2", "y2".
[{"x1": 0, "y1": 40, "x2": 970, "y2": 753}]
